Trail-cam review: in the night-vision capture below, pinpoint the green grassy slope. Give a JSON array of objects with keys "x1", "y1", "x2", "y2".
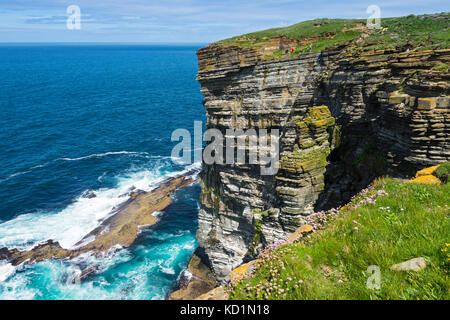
[
  {"x1": 229, "y1": 177, "x2": 449, "y2": 300},
  {"x1": 219, "y1": 13, "x2": 450, "y2": 58}
]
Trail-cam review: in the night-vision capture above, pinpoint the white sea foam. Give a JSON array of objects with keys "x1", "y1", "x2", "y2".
[
  {"x1": 159, "y1": 259, "x2": 176, "y2": 275},
  {"x1": 152, "y1": 211, "x2": 163, "y2": 219},
  {"x1": 0, "y1": 161, "x2": 201, "y2": 251},
  {"x1": 178, "y1": 268, "x2": 193, "y2": 283},
  {"x1": 161, "y1": 267, "x2": 175, "y2": 275},
  {"x1": 0, "y1": 151, "x2": 150, "y2": 183},
  {"x1": 0, "y1": 261, "x2": 16, "y2": 282},
  {"x1": 0, "y1": 271, "x2": 39, "y2": 299},
  {"x1": 183, "y1": 241, "x2": 195, "y2": 250},
  {"x1": 57, "y1": 151, "x2": 148, "y2": 162},
  {"x1": 0, "y1": 170, "x2": 32, "y2": 183}
]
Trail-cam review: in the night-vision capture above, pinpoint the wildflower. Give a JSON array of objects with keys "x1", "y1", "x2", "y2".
[
  {"x1": 354, "y1": 227, "x2": 359, "y2": 230},
  {"x1": 338, "y1": 279, "x2": 343, "y2": 283}
]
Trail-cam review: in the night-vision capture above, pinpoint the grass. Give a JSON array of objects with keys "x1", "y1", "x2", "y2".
[
  {"x1": 432, "y1": 63, "x2": 449, "y2": 72},
  {"x1": 228, "y1": 177, "x2": 449, "y2": 300},
  {"x1": 218, "y1": 13, "x2": 450, "y2": 60},
  {"x1": 220, "y1": 18, "x2": 366, "y2": 45},
  {"x1": 364, "y1": 13, "x2": 450, "y2": 51},
  {"x1": 434, "y1": 161, "x2": 450, "y2": 183}
]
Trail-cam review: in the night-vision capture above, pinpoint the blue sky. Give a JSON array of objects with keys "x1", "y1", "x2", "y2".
[{"x1": 0, "y1": 0, "x2": 448, "y2": 43}]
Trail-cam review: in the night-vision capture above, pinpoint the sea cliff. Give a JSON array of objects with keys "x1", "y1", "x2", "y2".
[{"x1": 194, "y1": 36, "x2": 449, "y2": 283}]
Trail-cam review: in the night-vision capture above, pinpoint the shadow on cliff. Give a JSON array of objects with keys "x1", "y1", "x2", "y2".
[{"x1": 311, "y1": 61, "x2": 422, "y2": 211}]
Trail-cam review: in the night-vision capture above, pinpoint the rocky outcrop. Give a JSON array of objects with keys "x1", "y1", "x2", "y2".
[
  {"x1": 195, "y1": 286, "x2": 228, "y2": 300},
  {"x1": 406, "y1": 164, "x2": 441, "y2": 184},
  {"x1": 0, "y1": 175, "x2": 194, "y2": 267},
  {"x1": 390, "y1": 257, "x2": 428, "y2": 272},
  {"x1": 168, "y1": 249, "x2": 217, "y2": 300},
  {"x1": 196, "y1": 44, "x2": 450, "y2": 282}
]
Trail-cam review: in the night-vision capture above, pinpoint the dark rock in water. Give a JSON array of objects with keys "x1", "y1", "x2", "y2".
[
  {"x1": 79, "y1": 265, "x2": 99, "y2": 281},
  {"x1": 129, "y1": 189, "x2": 145, "y2": 198},
  {"x1": 168, "y1": 248, "x2": 217, "y2": 300},
  {"x1": 82, "y1": 190, "x2": 97, "y2": 199},
  {"x1": 119, "y1": 187, "x2": 143, "y2": 198},
  {"x1": 0, "y1": 240, "x2": 71, "y2": 266},
  {"x1": 119, "y1": 185, "x2": 137, "y2": 197}
]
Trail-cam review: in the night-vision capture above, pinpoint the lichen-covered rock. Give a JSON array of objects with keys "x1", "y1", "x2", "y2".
[
  {"x1": 286, "y1": 224, "x2": 314, "y2": 243},
  {"x1": 196, "y1": 287, "x2": 228, "y2": 300},
  {"x1": 415, "y1": 165, "x2": 440, "y2": 177},
  {"x1": 407, "y1": 175, "x2": 441, "y2": 184},
  {"x1": 196, "y1": 44, "x2": 450, "y2": 282},
  {"x1": 406, "y1": 164, "x2": 441, "y2": 184},
  {"x1": 390, "y1": 257, "x2": 428, "y2": 272},
  {"x1": 229, "y1": 259, "x2": 260, "y2": 286}
]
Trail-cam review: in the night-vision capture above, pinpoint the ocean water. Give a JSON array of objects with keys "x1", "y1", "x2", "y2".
[{"x1": 0, "y1": 44, "x2": 205, "y2": 299}]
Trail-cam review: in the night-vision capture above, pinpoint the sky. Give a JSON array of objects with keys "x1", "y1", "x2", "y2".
[{"x1": 0, "y1": 0, "x2": 448, "y2": 43}]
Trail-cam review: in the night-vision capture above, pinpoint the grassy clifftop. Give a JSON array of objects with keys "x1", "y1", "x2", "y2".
[
  {"x1": 218, "y1": 13, "x2": 449, "y2": 58},
  {"x1": 229, "y1": 168, "x2": 450, "y2": 300}
]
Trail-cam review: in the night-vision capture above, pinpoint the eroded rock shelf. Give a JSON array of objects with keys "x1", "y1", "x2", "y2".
[{"x1": 0, "y1": 175, "x2": 194, "y2": 268}]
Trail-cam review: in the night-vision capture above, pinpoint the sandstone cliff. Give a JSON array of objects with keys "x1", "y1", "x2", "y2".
[{"x1": 195, "y1": 43, "x2": 450, "y2": 282}]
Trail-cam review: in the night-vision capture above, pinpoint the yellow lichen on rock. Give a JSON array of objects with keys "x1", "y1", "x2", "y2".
[
  {"x1": 287, "y1": 224, "x2": 314, "y2": 243},
  {"x1": 196, "y1": 287, "x2": 228, "y2": 300},
  {"x1": 406, "y1": 175, "x2": 441, "y2": 184},
  {"x1": 417, "y1": 98, "x2": 437, "y2": 110},
  {"x1": 415, "y1": 165, "x2": 440, "y2": 177},
  {"x1": 405, "y1": 165, "x2": 441, "y2": 184},
  {"x1": 296, "y1": 105, "x2": 335, "y2": 128},
  {"x1": 230, "y1": 259, "x2": 260, "y2": 285}
]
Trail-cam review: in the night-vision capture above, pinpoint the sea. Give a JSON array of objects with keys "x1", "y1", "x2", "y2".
[{"x1": 0, "y1": 43, "x2": 206, "y2": 299}]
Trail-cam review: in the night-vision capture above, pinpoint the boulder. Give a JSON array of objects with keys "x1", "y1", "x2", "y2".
[{"x1": 390, "y1": 257, "x2": 427, "y2": 272}]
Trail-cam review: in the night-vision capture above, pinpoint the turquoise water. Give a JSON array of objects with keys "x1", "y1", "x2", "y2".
[{"x1": 0, "y1": 44, "x2": 205, "y2": 299}]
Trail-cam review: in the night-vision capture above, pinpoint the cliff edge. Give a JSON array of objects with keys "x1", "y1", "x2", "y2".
[{"x1": 194, "y1": 14, "x2": 450, "y2": 283}]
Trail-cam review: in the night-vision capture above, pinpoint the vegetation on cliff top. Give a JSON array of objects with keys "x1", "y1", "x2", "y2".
[
  {"x1": 229, "y1": 176, "x2": 449, "y2": 300},
  {"x1": 434, "y1": 161, "x2": 450, "y2": 184},
  {"x1": 219, "y1": 13, "x2": 450, "y2": 58}
]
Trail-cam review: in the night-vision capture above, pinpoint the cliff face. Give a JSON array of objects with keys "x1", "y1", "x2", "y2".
[{"x1": 196, "y1": 44, "x2": 450, "y2": 282}]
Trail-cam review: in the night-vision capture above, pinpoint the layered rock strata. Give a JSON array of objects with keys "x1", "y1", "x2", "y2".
[{"x1": 196, "y1": 44, "x2": 450, "y2": 282}]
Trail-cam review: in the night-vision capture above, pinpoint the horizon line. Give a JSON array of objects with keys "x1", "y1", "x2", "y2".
[{"x1": 0, "y1": 41, "x2": 210, "y2": 45}]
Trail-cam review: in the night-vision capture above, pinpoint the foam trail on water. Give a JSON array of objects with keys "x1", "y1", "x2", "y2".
[
  {"x1": 57, "y1": 151, "x2": 148, "y2": 162},
  {"x1": 0, "y1": 151, "x2": 150, "y2": 183}
]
